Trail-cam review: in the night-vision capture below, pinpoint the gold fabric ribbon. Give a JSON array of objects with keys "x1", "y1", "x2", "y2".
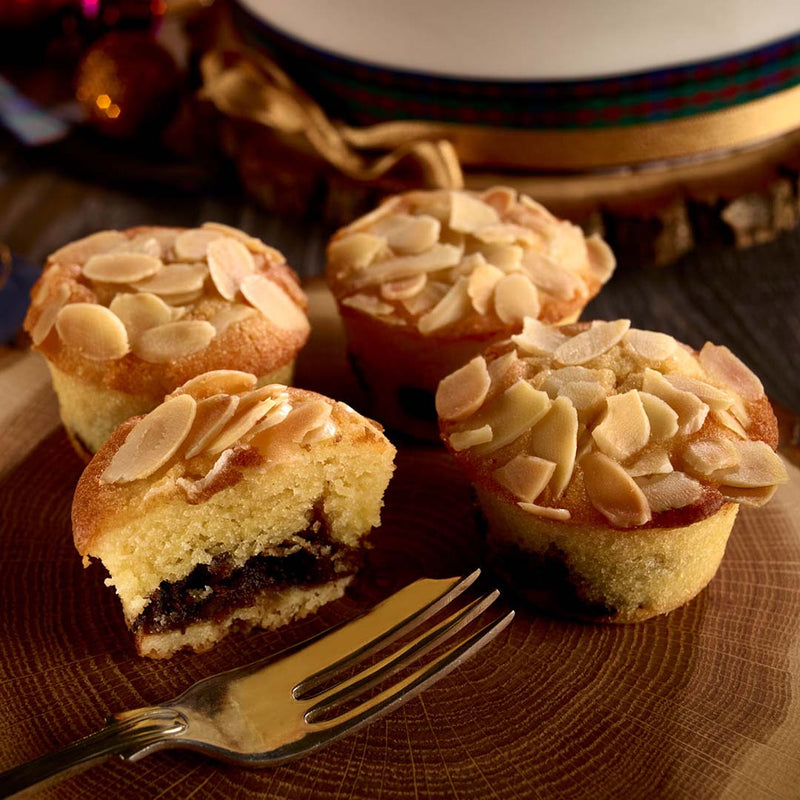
[{"x1": 201, "y1": 46, "x2": 800, "y2": 181}]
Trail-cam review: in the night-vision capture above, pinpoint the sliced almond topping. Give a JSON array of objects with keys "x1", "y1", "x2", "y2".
[
  {"x1": 512, "y1": 317, "x2": 568, "y2": 355},
  {"x1": 160, "y1": 290, "x2": 204, "y2": 306},
  {"x1": 241, "y1": 274, "x2": 310, "y2": 333},
  {"x1": 663, "y1": 374, "x2": 734, "y2": 411},
  {"x1": 401, "y1": 280, "x2": 449, "y2": 316},
  {"x1": 554, "y1": 319, "x2": 630, "y2": 366},
  {"x1": 202, "y1": 222, "x2": 284, "y2": 260},
  {"x1": 55, "y1": 303, "x2": 130, "y2": 360},
  {"x1": 381, "y1": 273, "x2": 427, "y2": 301},
  {"x1": 210, "y1": 304, "x2": 258, "y2": 334},
  {"x1": 354, "y1": 243, "x2": 462, "y2": 288},
  {"x1": 281, "y1": 400, "x2": 333, "y2": 444},
  {"x1": 371, "y1": 213, "x2": 441, "y2": 254},
  {"x1": 494, "y1": 455, "x2": 555, "y2": 503},
  {"x1": 479, "y1": 243, "x2": 523, "y2": 272},
  {"x1": 517, "y1": 503, "x2": 571, "y2": 521},
  {"x1": 591, "y1": 390, "x2": 651, "y2": 462},
  {"x1": 641, "y1": 369, "x2": 709, "y2": 435},
  {"x1": 338, "y1": 196, "x2": 402, "y2": 235},
  {"x1": 450, "y1": 425, "x2": 493, "y2": 451},
  {"x1": 730, "y1": 395, "x2": 751, "y2": 429},
  {"x1": 183, "y1": 394, "x2": 240, "y2": 459},
  {"x1": 83, "y1": 253, "x2": 162, "y2": 283},
  {"x1": 719, "y1": 485, "x2": 778, "y2": 507},
  {"x1": 526, "y1": 396, "x2": 578, "y2": 497},
  {"x1": 487, "y1": 349, "x2": 518, "y2": 384},
  {"x1": 623, "y1": 329, "x2": 678, "y2": 362},
  {"x1": 303, "y1": 419, "x2": 337, "y2": 444},
  {"x1": 638, "y1": 391, "x2": 680, "y2": 440},
  {"x1": 636, "y1": 472, "x2": 703, "y2": 513},
  {"x1": 113, "y1": 234, "x2": 162, "y2": 259},
  {"x1": 581, "y1": 451, "x2": 652, "y2": 527},
  {"x1": 342, "y1": 293, "x2": 394, "y2": 317},
  {"x1": 328, "y1": 233, "x2": 386, "y2": 272},
  {"x1": 31, "y1": 283, "x2": 70, "y2": 345},
  {"x1": 555, "y1": 381, "x2": 607, "y2": 420},
  {"x1": 473, "y1": 224, "x2": 538, "y2": 246},
  {"x1": 493, "y1": 273, "x2": 541, "y2": 324},
  {"x1": 542, "y1": 366, "x2": 616, "y2": 392},
  {"x1": 585, "y1": 234, "x2": 616, "y2": 283},
  {"x1": 436, "y1": 356, "x2": 491, "y2": 421},
  {"x1": 246, "y1": 401, "x2": 293, "y2": 445},
  {"x1": 698, "y1": 343, "x2": 764, "y2": 401},
  {"x1": 625, "y1": 449, "x2": 673, "y2": 477},
  {"x1": 682, "y1": 439, "x2": 740, "y2": 476},
  {"x1": 170, "y1": 370, "x2": 257, "y2": 400},
  {"x1": 133, "y1": 262, "x2": 208, "y2": 296},
  {"x1": 710, "y1": 440, "x2": 788, "y2": 488},
  {"x1": 481, "y1": 186, "x2": 517, "y2": 214},
  {"x1": 174, "y1": 228, "x2": 223, "y2": 261},
  {"x1": 207, "y1": 238, "x2": 255, "y2": 300},
  {"x1": 205, "y1": 396, "x2": 280, "y2": 455},
  {"x1": 101, "y1": 394, "x2": 197, "y2": 483},
  {"x1": 467, "y1": 262, "x2": 505, "y2": 315},
  {"x1": 449, "y1": 192, "x2": 499, "y2": 233},
  {"x1": 417, "y1": 278, "x2": 470, "y2": 335},
  {"x1": 109, "y1": 292, "x2": 174, "y2": 341},
  {"x1": 473, "y1": 380, "x2": 551, "y2": 456},
  {"x1": 133, "y1": 320, "x2": 216, "y2": 363},
  {"x1": 50, "y1": 230, "x2": 127, "y2": 265},
  {"x1": 712, "y1": 408, "x2": 748, "y2": 439},
  {"x1": 521, "y1": 252, "x2": 585, "y2": 300},
  {"x1": 519, "y1": 194, "x2": 557, "y2": 224}
]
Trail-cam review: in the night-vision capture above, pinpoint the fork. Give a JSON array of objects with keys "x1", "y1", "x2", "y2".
[{"x1": 0, "y1": 570, "x2": 513, "y2": 797}]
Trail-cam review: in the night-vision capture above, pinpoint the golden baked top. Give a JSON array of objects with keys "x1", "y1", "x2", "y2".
[
  {"x1": 24, "y1": 224, "x2": 310, "y2": 396},
  {"x1": 325, "y1": 188, "x2": 615, "y2": 338},
  {"x1": 436, "y1": 319, "x2": 787, "y2": 529}
]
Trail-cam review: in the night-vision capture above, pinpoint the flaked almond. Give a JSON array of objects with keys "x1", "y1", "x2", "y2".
[
  {"x1": 554, "y1": 319, "x2": 630, "y2": 366},
  {"x1": 183, "y1": 394, "x2": 240, "y2": 459},
  {"x1": 133, "y1": 262, "x2": 208, "y2": 296},
  {"x1": 436, "y1": 356, "x2": 491, "y2": 421},
  {"x1": 328, "y1": 233, "x2": 386, "y2": 272},
  {"x1": 639, "y1": 391, "x2": 680, "y2": 440},
  {"x1": 554, "y1": 381, "x2": 606, "y2": 420},
  {"x1": 281, "y1": 400, "x2": 333, "y2": 444},
  {"x1": 101, "y1": 394, "x2": 197, "y2": 483},
  {"x1": 519, "y1": 194, "x2": 557, "y2": 225},
  {"x1": 205, "y1": 396, "x2": 279, "y2": 455},
  {"x1": 174, "y1": 228, "x2": 223, "y2": 261},
  {"x1": 479, "y1": 243, "x2": 523, "y2": 272},
  {"x1": 512, "y1": 318, "x2": 569, "y2": 355},
  {"x1": 303, "y1": 419, "x2": 337, "y2": 444},
  {"x1": 246, "y1": 401, "x2": 293, "y2": 445},
  {"x1": 473, "y1": 224, "x2": 538, "y2": 246},
  {"x1": 50, "y1": 230, "x2": 127, "y2": 265},
  {"x1": 521, "y1": 252, "x2": 585, "y2": 300},
  {"x1": 494, "y1": 455, "x2": 555, "y2": 503},
  {"x1": 591, "y1": 390, "x2": 650, "y2": 462},
  {"x1": 170, "y1": 370, "x2": 257, "y2": 400},
  {"x1": 698, "y1": 343, "x2": 763, "y2": 401},
  {"x1": 109, "y1": 292, "x2": 175, "y2": 341},
  {"x1": 730, "y1": 395, "x2": 751, "y2": 429},
  {"x1": 541, "y1": 366, "x2": 616, "y2": 393},
  {"x1": 372, "y1": 213, "x2": 440, "y2": 254},
  {"x1": 481, "y1": 186, "x2": 517, "y2": 214},
  {"x1": 474, "y1": 380, "x2": 551, "y2": 455},
  {"x1": 55, "y1": 303, "x2": 129, "y2": 360},
  {"x1": 83, "y1": 253, "x2": 162, "y2": 283},
  {"x1": 517, "y1": 503, "x2": 571, "y2": 521},
  {"x1": 719, "y1": 485, "x2": 777, "y2": 507},
  {"x1": 417, "y1": 278, "x2": 470, "y2": 335},
  {"x1": 338, "y1": 196, "x2": 402, "y2": 235},
  {"x1": 202, "y1": 222, "x2": 284, "y2": 260},
  {"x1": 636, "y1": 471, "x2": 702, "y2": 513},
  {"x1": 526, "y1": 396, "x2": 578, "y2": 497},
  {"x1": 623, "y1": 329, "x2": 678, "y2": 363},
  {"x1": 585, "y1": 234, "x2": 616, "y2": 283},
  {"x1": 625, "y1": 448, "x2": 673, "y2": 477},
  {"x1": 31, "y1": 283, "x2": 70, "y2": 345},
  {"x1": 467, "y1": 261, "x2": 505, "y2": 315},
  {"x1": 160, "y1": 290, "x2": 203, "y2": 306},
  {"x1": 449, "y1": 192, "x2": 499, "y2": 233},
  {"x1": 663, "y1": 374, "x2": 734, "y2": 411},
  {"x1": 494, "y1": 273, "x2": 540, "y2": 324},
  {"x1": 241, "y1": 274, "x2": 310, "y2": 333},
  {"x1": 207, "y1": 238, "x2": 255, "y2": 300},
  {"x1": 133, "y1": 320, "x2": 216, "y2": 363},
  {"x1": 210, "y1": 304, "x2": 258, "y2": 334},
  {"x1": 641, "y1": 369, "x2": 709, "y2": 435},
  {"x1": 712, "y1": 408, "x2": 748, "y2": 439},
  {"x1": 113, "y1": 234, "x2": 161, "y2": 259},
  {"x1": 710, "y1": 440, "x2": 788, "y2": 488},
  {"x1": 401, "y1": 280, "x2": 448, "y2": 316},
  {"x1": 342, "y1": 293, "x2": 394, "y2": 317},
  {"x1": 682, "y1": 439, "x2": 740, "y2": 475},
  {"x1": 381, "y1": 273, "x2": 427, "y2": 301},
  {"x1": 487, "y1": 349, "x2": 518, "y2": 384},
  {"x1": 354, "y1": 243, "x2": 462, "y2": 288},
  {"x1": 581, "y1": 451, "x2": 651, "y2": 527},
  {"x1": 450, "y1": 425, "x2": 492, "y2": 451}
]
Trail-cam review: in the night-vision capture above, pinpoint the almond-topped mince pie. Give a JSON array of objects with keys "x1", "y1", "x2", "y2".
[
  {"x1": 24, "y1": 224, "x2": 310, "y2": 455},
  {"x1": 325, "y1": 187, "x2": 615, "y2": 439},
  {"x1": 72, "y1": 372, "x2": 396, "y2": 658},
  {"x1": 436, "y1": 319, "x2": 788, "y2": 622}
]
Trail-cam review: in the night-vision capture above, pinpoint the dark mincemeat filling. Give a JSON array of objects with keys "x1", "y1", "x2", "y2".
[{"x1": 133, "y1": 535, "x2": 358, "y2": 635}]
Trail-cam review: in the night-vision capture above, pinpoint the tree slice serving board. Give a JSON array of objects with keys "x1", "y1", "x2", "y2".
[{"x1": 0, "y1": 284, "x2": 799, "y2": 800}]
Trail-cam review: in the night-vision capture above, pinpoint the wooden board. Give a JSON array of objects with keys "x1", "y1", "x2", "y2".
[{"x1": 1, "y1": 285, "x2": 799, "y2": 799}]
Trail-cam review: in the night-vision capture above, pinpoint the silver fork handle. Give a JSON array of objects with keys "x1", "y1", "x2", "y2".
[{"x1": 0, "y1": 707, "x2": 186, "y2": 798}]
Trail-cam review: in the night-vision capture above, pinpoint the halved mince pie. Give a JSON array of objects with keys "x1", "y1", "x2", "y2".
[
  {"x1": 24, "y1": 224, "x2": 310, "y2": 455},
  {"x1": 436, "y1": 319, "x2": 788, "y2": 622},
  {"x1": 72, "y1": 372, "x2": 396, "y2": 658},
  {"x1": 325, "y1": 187, "x2": 615, "y2": 439}
]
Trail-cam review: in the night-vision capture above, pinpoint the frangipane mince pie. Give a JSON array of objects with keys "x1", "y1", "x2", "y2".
[{"x1": 436, "y1": 319, "x2": 788, "y2": 622}]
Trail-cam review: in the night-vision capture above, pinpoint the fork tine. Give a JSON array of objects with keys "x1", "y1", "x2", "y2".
[
  {"x1": 306, "y1": 609, "x2": 515, "y2": 736},
  {"x1": 300, "y1": 589, "x2": 500, "y2": 711},
  {"x1": 290, "y1": 569, "x2": 482, "y2": 696}
]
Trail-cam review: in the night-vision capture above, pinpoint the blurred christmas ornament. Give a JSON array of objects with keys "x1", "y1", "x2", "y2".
[{"x1": 75, "y1": 30, "x2": 180, "y2": 137}]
